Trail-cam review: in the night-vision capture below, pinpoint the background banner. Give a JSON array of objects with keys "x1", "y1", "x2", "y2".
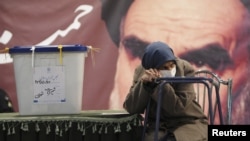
[{"x1": 0, "y1": 0, "x2": 250, "y2": 124}]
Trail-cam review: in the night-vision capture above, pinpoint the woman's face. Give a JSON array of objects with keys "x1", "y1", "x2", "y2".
[{"x1": 157, "y1": 61, "x2": 175, "y2": 71}]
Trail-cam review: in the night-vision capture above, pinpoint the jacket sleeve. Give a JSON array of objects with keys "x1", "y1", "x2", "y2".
[{"x1": 123, "y1": 66, "x2": 153, "y2": 114}]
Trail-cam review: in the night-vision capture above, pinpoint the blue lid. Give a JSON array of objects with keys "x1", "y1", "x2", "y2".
[{"x1": 9, "y1": 44, "x2": 88, "y2": 53}]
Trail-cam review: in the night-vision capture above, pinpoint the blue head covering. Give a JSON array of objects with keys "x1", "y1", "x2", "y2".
[{"x1": 142, "y1": 41, "x2": 176, "y2": 69}]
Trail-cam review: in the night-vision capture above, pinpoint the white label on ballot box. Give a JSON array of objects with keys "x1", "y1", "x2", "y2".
[{"x1": 33, "y1": 66, "x2": 65, "y2": 104}]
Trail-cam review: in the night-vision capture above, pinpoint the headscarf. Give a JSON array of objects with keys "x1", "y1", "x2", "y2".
[{"x1": 142, "y1": 41, "x2": 176, "y2": 69}]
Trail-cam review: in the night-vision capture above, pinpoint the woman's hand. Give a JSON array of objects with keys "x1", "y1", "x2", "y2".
[{"x1": 141, "y1": 68, "x2": 161, "y2": 82}]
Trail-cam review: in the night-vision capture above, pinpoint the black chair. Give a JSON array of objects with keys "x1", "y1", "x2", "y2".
[
  {"x1": 142, "y1": 70, "x2": 232, "y2": 141},
  {"x1": 194, "y1": 70, "x2": 233, "y2": 125}
]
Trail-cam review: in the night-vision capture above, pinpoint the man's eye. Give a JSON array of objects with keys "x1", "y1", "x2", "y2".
[
  {"x1": 179, "y1": 44, "x2": 234, "y2": 71},
  {"x1": 122, "y1": 36, "x2": 150, "y2": 59}
]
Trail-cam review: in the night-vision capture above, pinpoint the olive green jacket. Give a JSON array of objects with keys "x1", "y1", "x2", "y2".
[{"x1": 123, "y1": 58, "x2": 208, "y2": 141}]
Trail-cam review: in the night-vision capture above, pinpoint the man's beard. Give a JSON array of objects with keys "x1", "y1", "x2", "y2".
[{"x1": 231, "y1": 79, "x2": 250, "y2": 124}]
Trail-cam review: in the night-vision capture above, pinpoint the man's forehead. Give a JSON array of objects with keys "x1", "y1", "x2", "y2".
[
  {"x1": 124, "y1": 0, "x2": 247, "y2": 51},
  {"x1": 128, "y1": 0, "x2": 246, "y2": 24}
]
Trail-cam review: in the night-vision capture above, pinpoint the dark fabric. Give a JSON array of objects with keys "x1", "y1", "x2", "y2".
[
  {"x1": 0, "y1": 113, "x2": 143, "y2": 141},
  {"x1": 159, "y1": 132, "x2": 176, "y2": 141},
  {"x1": 0, "y1": 89, "x2": 14, "y2": 113},
  {"x1": 142, "y1": 41, "x2": 176, "y2": 69}
]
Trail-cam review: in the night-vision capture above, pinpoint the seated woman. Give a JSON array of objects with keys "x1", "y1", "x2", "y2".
[{"x1": 123, "y1": 41, "x2": 208, "y2": 141}]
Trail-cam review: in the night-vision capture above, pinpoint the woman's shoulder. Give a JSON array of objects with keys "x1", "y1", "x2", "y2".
[
  {"x1": 175, "y1": 58, "x2": 195, "y2": 76},
  {"x1": 134, "y1": 64, "x2": 145, "y2": 75},
  {"x1": 175, "y1": 58, "x2": 192, "y2": 66}
]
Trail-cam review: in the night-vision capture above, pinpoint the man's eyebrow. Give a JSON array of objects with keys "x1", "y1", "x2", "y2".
[
  {"x1": 179, "y1": 44, "x2": 234, "y2": 71},
  {"x1": 122, "y1": 35, "x2": 150, "y2": 59}
]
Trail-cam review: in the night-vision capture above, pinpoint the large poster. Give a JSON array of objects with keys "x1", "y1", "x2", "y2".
[{"x1": 0, "y1": 0, "x2": 250, "y2": 124}]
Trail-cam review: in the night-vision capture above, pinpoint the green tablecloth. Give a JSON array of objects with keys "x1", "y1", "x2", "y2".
[{"x1": 0, "y1": 110, "x2": 143, "y2": 141}]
